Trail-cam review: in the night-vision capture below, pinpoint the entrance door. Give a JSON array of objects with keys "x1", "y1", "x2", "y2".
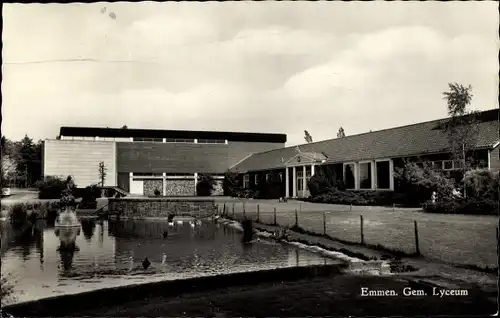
[{"x1": 129, "y1": 179, "x2": 144, "y2": 195}]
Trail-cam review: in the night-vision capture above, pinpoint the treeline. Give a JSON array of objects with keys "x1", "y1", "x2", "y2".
[{"x1": 1, "y1": 135, "x2": 43, "y2": 188}]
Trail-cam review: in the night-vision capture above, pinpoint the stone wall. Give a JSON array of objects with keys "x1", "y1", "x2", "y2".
[
  {"x1": 108, "y1": 198, "x2": 217, "y2": 218},
  {"x1": 166, "y1": 179, "x2": 196, "y2": 196},
  {"x1": 212, "y1": 180, "x2": 224, "y2": 196},
  {"x1": 144, "y1": 179, "x2": 163, "y2": 196}
]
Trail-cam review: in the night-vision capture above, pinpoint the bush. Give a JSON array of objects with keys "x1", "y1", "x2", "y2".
[
  {"x1": 154, "y1": 188, "x2": 161, "y2": 196},
  {"x1": 196, "y1": 174, "x2": 215, "y2": 196},
  {"x1": 10, "y1": 203, "x2": 27, "y2": 226},
  {"x1": 424, "y1": 197, "x2": 498, "y2": 215},
  {"x1": 78, "y1": 185, "x2": 99, "y2": 209},
  {"x1": 223, "y1": 171, "x2": 240, "y2": 196},
  {"x1": 394, "y1": 161, "x2": 456, "y2": 206},
  {"x1": 37, "y1": 176, "x2": 67, "y2": 199},
  {"x1": 307, "y1": 166, "x2": 344, "y2": 198},
  {"x1": 463, "y1": 169, "x2": 499, "y2": 200},
  {"x1": 309, "y1": 189, "x2": 411, "y2": 207}
]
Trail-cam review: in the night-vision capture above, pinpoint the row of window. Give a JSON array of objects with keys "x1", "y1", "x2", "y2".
[
  {"x1": 60, "y1": 136, "x2": 227, "y2": 144},
  {"x1": 426, "y1": 160, "x2": 464, "y2": 171}
]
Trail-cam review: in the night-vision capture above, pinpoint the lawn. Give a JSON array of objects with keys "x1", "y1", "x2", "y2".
[{"x1": 218, "y1": 199, "x2": 498, "y2": 269}]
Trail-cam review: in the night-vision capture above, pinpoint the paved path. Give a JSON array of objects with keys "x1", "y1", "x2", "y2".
[{"x1": 218, "y1": 199, "x2": 498, "y2": 269}]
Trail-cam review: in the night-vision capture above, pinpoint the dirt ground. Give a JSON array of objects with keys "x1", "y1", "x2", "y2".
[{"x1": 71, "y1": 274, "x2": 496, "y2": 317}]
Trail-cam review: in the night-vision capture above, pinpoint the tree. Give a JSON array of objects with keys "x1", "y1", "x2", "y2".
[
  {"x1": 337, "y1": 127, "x2": 346, "y2": 138},
  {"x1": 98, "y1": 161, "x2": 107, "y2": 186},
  {"x1": 442, "y1": 83, "x2": 479, "y2": 197},
  {"x1": 223, "y1": 170, "x2": 240, "y2": 196},
  {"x1": 16, "y1": 135, "x2": 42, "y2": 188},
  {"x1": 121, "y1": 125, "x2": 128, "y2": 129},
  {"x1": 304, "y1": 130, "x2": 313, "y2": 143},
  {"x1": 196, "y1": 174, "x2": 215, "y2": 196}
]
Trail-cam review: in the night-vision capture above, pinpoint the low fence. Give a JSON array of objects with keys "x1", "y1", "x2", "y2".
[{"x1": 216, "y1": 201, "x2": 498, "y2": 270}]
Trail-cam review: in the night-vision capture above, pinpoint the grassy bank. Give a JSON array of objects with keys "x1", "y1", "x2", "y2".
[
  {"x1": 218, "y1": 200, "x2": 498, "y2": 269},
  {"x1": 66, "y1": 275, "x2": 496, "y2": 317}
]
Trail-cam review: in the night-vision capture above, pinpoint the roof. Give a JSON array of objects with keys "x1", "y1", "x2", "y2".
[
  {"x1": 231, "y1": 109, "x2": 499, "y2": 173},
  {"x1": 59, "y1": 127, "x2": 287, "y2": 144}
]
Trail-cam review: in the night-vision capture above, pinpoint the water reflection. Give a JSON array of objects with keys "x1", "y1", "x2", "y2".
[
  {"x1": 1, "y1": 218, "x2": 340, "y2": 305},
  {"x1": 55, "y1": 227, "x2": 81, "y2": 271}
]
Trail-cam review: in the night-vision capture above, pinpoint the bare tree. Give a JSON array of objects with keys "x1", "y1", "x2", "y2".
[
  {"x1": 304, "y1": 130, "x2": 313, "y2": 143},
  {"x1": 98, "y1": 161, "x2": 107, "y2": 187},
  {"x1": 442, "y1": 82, "x2": 479, "y2": 197},
  {"x1": 337, "y1": 127, "x2": 346, "y2": 138}
]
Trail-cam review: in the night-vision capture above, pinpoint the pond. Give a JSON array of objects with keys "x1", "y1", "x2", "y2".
[{"x1": 0, "y1": 218, "x2": 341, "y2": 305}]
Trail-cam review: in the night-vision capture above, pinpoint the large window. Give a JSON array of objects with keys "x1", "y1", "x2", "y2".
[
  {"x1": 243, "y1": 175, "x2": 250, "y2": 188},
  {"x1": 376, "y1": 161, "x2": 390, "y2": 189},
  {"x1": 133, "y1": 137, "x2": 163, "y2": 143},
  {"x1": 165, "y1": 138, "x2": 195, "y2": 143},
  {"x1": 359, "y1": 162, "x2": 372, "y2": 190},
  {"x1": 344, "y1": 164, "x2": 355, "y2": 189},
  {"x1": 198, "y1": 139, "x2": 226, "y2": 144},
  {"x1": 254, "y1": 174, "x2": 259, "y2": 185}
]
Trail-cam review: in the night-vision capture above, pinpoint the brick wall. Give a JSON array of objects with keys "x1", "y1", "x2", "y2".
[
  {"x1": 108, "y1": 198, "x2": 217, "y2": 218},
  {"x1": 166, "y1": 180, "x2": 196, "y2": 196},
  {"x1": 144, "y1": 179, "x2": 163, "y2": 196}
]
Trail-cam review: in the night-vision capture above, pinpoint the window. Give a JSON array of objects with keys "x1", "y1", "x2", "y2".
[
  {"x1": 265, "y1": 173, "x2": 270, "y2": 181},
  {"x1": 198, "y1": 139, "x2": 226, "y2": 144},
  {"x1": 278, "y1": 172, "x2": 283, "y2": 182},
  {"x1": 133, "y1": 172, "x2": 163, "y2": 177},
  {"x1": 453, "y1": 160, "x2": 464, "y2": 169},
  {"x1": 432, "y1": 161, "x2": 443, "y2": 170},
  {"x1": 344, "y1": 164, "x2": 355, "y2": 189},
  {"x1": 254, "y1": 174, "x2": 259, "y2": 185},
  {"x1": 376, "y1": 161, "x2": 390, "y2": 189},
  {"x1": 359, "y1": 162, "x2": 372, "y2": 190},
  {"x1": 243, "y1": 175, "x2": 250, "y2": 188},
  {"x1": 133, "y1": 137, "x2": 163, "y2": 143},
  {"x1": 306, "y1": 171, "x2": 311, "y2": 190},
  {"x1": 165, "y1": 138, "x2": 195, "y2": 143},
  {"x1": 443, "y1": 160, "x2": 453, "y2": 170}
]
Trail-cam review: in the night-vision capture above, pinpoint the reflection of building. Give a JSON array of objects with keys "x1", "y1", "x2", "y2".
[
  {"x1": 42, "y1": 127, "x2": 286, "y2": 196},
  {"x1": 232, "y1": 109, "x2": 500, "y2": 198}
]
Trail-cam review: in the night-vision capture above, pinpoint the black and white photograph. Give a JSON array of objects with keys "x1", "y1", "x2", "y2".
[{"x1": 1, "y1": 1, "x2": 498, "y2": 317}]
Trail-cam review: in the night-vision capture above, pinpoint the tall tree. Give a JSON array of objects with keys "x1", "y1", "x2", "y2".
[
  {"x1": 16, "y1": 135, "x2": 42, "y2": 187},
  {"x1": 304, "y1": 130, "x2": 313, "y2": 143},
  {"x1": 337, "y1": 127, "x2": 346, "y2": 138},
  {"x1": 442, "y1": 82, "x2": 479, "y2": 197}
]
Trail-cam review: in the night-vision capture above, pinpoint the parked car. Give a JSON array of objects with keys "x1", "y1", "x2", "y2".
[{"x1": 1, "y1": 187, "x2": 11, "y2": 197}]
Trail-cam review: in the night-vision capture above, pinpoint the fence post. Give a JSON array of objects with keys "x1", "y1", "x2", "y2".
[
  {"x1": 232, "y1": 203, "x2": 235, "y2": 219},
  {"x1": 273, "y1": 207, "x2": 277, "y2": 226},
  {"x1": 350, "y1": 204, "x2": 352, "y2": 212},
  {"x1": 295, "y1": 209, "x2": 298, "y2": 228},
  {"x1": 393, "y1": 203, "x2": 395, "y2": 212},
  {"x1": 243, "y1": 203, "x2": 246, "y2": 219},
  {"x1": 323, "y1": 211, "x2": 327, "y2": 235},
  {"x1": 257, "y1": 204, "x2": 260, "y2": 223},
  {"x1": 414, "y1": 220, "x2": 421, "y2": 256},
  {"x1": 497, "y1": 227, "x2": 499, "y2": 256},
  {"x1": 223, "y1": 203, "x2": 226, "y2": 217},
  {"x1": 360, "y1": 215, "x2": 364, "y2": 244}
]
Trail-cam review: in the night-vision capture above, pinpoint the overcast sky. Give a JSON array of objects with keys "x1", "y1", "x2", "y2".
[{"x1": 2, "y1": 2, "x2": 498, "y2": 145}]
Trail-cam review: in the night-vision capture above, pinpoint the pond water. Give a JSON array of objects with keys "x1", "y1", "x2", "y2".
[{"x1": 0, "y1": 218, "x2": 340, "y2": 305}]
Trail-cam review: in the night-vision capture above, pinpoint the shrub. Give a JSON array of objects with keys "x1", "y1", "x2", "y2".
[
  {"x1": 394, "y1": 161, "x2": 456, "y2": 206},
  {"x1": 307, "y1": 166, "x2": 343, "y2": 198},
  {"x1": 37, "y1": 176, "x2": 67, "y2": 199},
  {"x1": 424, "y1": 197, "x2": 498, "y2": 215},
  {"x1": 10, "y1": 203, "x2": 27, "y2": 226},
  {"x1": 78, "y1": 185, "x2": 99, "y2": 209},
  {"x1": 223, "y1": 171, "x2": 240, "y2": 196},
  {"x1": 196, "y1": 174, "x2": 215, "y2": 196},
  {"x1": 154, "y1": 188, "x2": 161, "y2": 196},
  {"x1": 463, "y1": 169, "x2": 499, "y2": 200}
]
